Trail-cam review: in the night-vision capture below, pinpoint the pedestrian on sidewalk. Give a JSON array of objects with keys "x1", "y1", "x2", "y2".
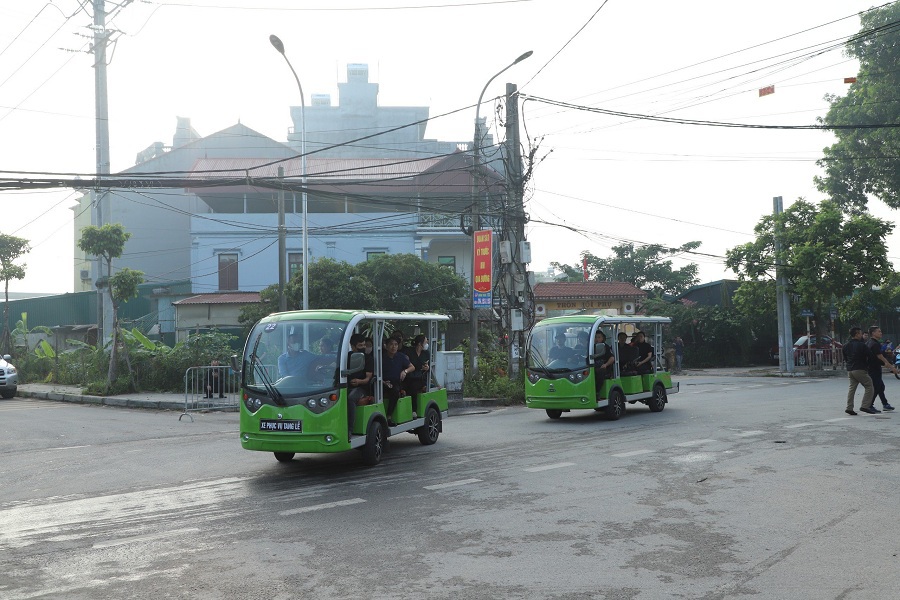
[
  {"x1": 865, "y1": 326, "x2": 897, "y2": 412},
  {"x1": 845, "y1": 327, "x2": 875, "y2": 415},
  {"x1": 674, "y1": 337, "x2": 684, "y2": 373}
]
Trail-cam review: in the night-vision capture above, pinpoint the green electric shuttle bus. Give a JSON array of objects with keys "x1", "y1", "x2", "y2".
[
  {"x1": 235, "y1": 310, "x2": 450, "y2": 466},
  {"x1": 525, "y1": 315, "x2": 678, "y2": 420}
]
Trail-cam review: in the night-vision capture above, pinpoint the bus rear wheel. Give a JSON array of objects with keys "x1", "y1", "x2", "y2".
[
  {"x1": 546, "y1": 409, "x2": 563, "y2": 419},
  {"x1": 648, "y1": 384, "x2": 667, "y2": 412},
  {"x1": 417, "y1": 406, "x2": 441, "y2": 445},
  {"x1": 606, "y1": 390, "x2": 625, "y2": 421},
  {"x1": 274, "y1": 452, "x2": 295, "y2": 462},
  {"x1": 362, "y1": 420, "x2": 386, "y2": 466}
]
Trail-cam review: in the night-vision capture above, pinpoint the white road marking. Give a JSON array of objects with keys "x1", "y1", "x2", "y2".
[
  {"x1": 612, "y1": 449, "x2": 653, "y2": 458},
  {"x1": 523, "y1": 462, "x2": 575, "y2": 472},
  {"x1": 824, "y1": 417, "x2": 852, "y2": 422},
  {"x1": 674, "y1": 439, "x2": 716, "y2": 447},
  {"x1": 47, "y1": 445, "x2": 91, "y2": 451},
  {"x1": 735, "y1": 430, "x2": 765, "y2": 437},
  {"x1": 784, "y1": 423, "x2": 813, "y2": 429},
  {"x1": 93, "y1": 527, "x2": 201, "y2": 549},
  {"x1": 424, "y1": 478, "x2": 482, "y2": 490},
  {"x1": 279, "y1": 498, "x2": 366, "y2": 516}
]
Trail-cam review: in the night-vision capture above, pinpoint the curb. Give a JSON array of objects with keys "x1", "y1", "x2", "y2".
[{"x1": 17, "y1": 388, "x2": 185, "y2": 411}]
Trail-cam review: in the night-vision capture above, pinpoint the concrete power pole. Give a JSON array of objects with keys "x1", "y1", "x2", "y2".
[
  {"x1": 773, "y1": 196, "x2": 794, "y2": 373},
  {"x1": 92, "y1": 0, "x2": 112, "y2": 344},
  {"x1": 504, "y1": 83, "x2": 529, "y2": 379}
]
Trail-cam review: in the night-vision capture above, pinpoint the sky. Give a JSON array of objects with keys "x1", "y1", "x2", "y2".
[{"x1": 0, "y1": 0, "x2": 896, "y2": 294}]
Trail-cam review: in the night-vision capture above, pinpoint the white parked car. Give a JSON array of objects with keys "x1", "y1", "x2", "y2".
[{"x1": 0, "y1": 354, "x2": 18, "y2": 399}]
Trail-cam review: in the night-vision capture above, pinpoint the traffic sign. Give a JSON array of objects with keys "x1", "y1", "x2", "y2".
[{"x1": 800, "y1": 309, "x2": 814, "y2": 317}]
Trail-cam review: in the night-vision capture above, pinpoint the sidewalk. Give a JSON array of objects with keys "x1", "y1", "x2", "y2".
[{"x1": 14, "y1": 382, "x2": 506, "y2": 413}]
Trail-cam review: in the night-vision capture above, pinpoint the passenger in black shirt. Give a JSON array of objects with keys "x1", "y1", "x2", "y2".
[
  {"x1": 346, "y1": 333, "x2": 374, "y2": 435},
  {"x1": 632, "y1": 331, "x2": 655, "y2": 375}
]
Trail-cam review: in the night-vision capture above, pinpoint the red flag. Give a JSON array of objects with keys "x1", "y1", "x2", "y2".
[
  {"x1": 582, "y1": 258, "x2": 588, "y2": 281},
  {"x1": 758, "y1": 85, "x2": 775, "y2": 97},
  {"x1": 844, "y1": 77, "x2": 857, "y2": 84}
]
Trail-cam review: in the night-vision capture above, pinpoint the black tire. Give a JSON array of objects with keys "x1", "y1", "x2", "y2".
[
  {"x1": 648, "y1": 384, "x2": 667, "y2": 412},
  {"x1": 417, "y1": 406, "x2": 441, "y2": 445},
  {"x1": 274, "y1": 452, "x2": 295, "y2": 462},
  {"x1": 606, "y1": 389, "x2": 625, "y2": 421},
  {"x1": 362, "y1": 419, "x2": 386, "y2": 466},
  {"x1": 1, "y1": 389, "x2": 14, "y2": 399},
  {"x1": 546, "y1": 409, "x2": 563, "y2": 419}
]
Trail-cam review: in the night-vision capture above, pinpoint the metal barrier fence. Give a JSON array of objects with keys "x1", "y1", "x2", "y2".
[
  {"x1": 790, "y1": 348, "x2": 845, "y2": 371},
  {"x1": 179, "y1": 365, "x2": 242, "y2": 421}
]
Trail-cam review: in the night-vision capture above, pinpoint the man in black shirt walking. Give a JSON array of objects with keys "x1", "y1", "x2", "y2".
[
  {"x1": 845, "y1": 327, "x2": 875, "y2": 415},
  {"x1": 866, "y1": 325, "x2": 898, "y2": 412}
]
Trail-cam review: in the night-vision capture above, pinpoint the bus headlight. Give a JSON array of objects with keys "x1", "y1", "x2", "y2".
[
  {"x1": 318, "y1": 397, "x2": 329, "y2": 407},
  {"x1": 244, "y1": 397, "x2": 262, "y2": 411},
  {"x1": 527, "y1": 371, "x2": 541, "y2": 384},
  {"x1": 307, "y1": 398, "x2": 317, "y2": 409}
]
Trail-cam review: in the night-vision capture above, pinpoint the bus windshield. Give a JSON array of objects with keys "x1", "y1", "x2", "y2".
[
  {"x1": 244, "y1": 319, "x2": 347, "y2": 397},
  {"x1": 527, "y1": 320, "x2": 613, "y2": 371}
]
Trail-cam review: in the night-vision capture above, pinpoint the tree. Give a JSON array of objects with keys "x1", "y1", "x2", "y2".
[
  {"x1": 556, "y1": 242, "x2": 702, "y2": 296},
  {"x1": 77, "y1": 223, "x2": 132, "y2": 391},
  {"x1": 549, "y1": 261, "x2": 584, "y2": 282},
  {"x1": 725, "y1": 198, "x2": 892, "y2": 335},
  {"x1": 109, "y1": 268, "x2": 145, "y2": 390},
  {"x1": 815, "y1": 3, "x2": 900, "y2": 211},
  {"x1": 356, "y1": 253, "x2": 468, "y2": 314},
  {"x1": 0, "y1": 234, "x2": 30, "y2": 354},
  {"x1": 288, "y1": 258, "x2": 379, "y2": 310}
]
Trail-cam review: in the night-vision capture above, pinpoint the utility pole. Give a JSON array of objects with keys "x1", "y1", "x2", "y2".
[
  {"x1": 773, "y1": 196, "x2": 794, "y2": 373},
  {"x1": 92, "y1": 0, "x2": 112, "y2": 344},
  {"x1": 277, "y1": 166, "x2": 287, "y2": 311},
  {"x1": 504, "y1": 82, "x2": 529, "y2": 379}
]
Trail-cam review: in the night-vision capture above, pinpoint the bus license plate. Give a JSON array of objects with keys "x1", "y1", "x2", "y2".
[{"x1": 260, "y1": 419, "x2": 302, "y2": 432}]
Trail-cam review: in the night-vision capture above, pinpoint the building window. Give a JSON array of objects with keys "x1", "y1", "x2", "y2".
[
  {"x1": 326, "y1": 242, "x2": 336, "y2": 259},
  {"x1": 438, "y1": 256, "x2": 457, "y2": 273},
  {"x1": 218, "y1": 253, "x2": 238, "y2": 291},
  {"x1": 288, "y1": 252, "x2": 303, "y2": 278},
  {"x1": 366, "y1": 251, "x2": 386, "y2": 261}
]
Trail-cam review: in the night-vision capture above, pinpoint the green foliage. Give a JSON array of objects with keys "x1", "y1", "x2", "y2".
[
  {"x1": 77, "y1": 223, "x2": 130, "y2": 265},
  {"x1": 457, "y1": 335, "x2": 525, "y2": 403},
  {"x1": 0, "y1": 233, "x2": 29, "y2": 354},
  {"x1": 12, "y1": 312, "x2": 52, "y2": 354},
  {"x1": 642, "y1": 297, "x2": 759, "y2": 366},
  {"x1": 356, "y1": 253, "x2": 468, "y2": 314},
  {"x1": 726, "y1": 198, "x2": 892, "y2": 335},
  {"x1": 110, "y1": 268, "x2": 144, "y2": 305},
  {"x1": 46, "y1": 331, "x2": 239, "y2": 393},
  {"x1": 556, "y1": 242, "x2": 702, "y2": 296},
  {"x1": 240, "y1": 256, "x2": 468, "y2": 331},
  {"x1": 815, "y1": 2, "x2": 900, "y2": 211}
]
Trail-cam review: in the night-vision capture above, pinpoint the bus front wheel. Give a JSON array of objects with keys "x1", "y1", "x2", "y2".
[
  {"x1": 362, "y1": 420, "x2": 386, "y2": 466},
  {"x1": 274, "y1": 452, "x2": 295, "y2": 462},
  {"x1": 417, "y1": 407, "x2": 441, "y2": 445},
  {"x1": 546, "y1": 409, "x2": 563, "y2": 419},
  {"x1": 606, "y1": 390, "x2": 625, "y2": 421},
  {"x1": 648, "y1": 384, "x2": 667, "y2": 412}
]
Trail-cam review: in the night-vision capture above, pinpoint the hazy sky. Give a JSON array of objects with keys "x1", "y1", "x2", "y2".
[{"x1": 0, "y1": 0, "x2": 894, "y2": 293}]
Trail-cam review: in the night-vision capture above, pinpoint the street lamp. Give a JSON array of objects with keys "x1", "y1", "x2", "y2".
[
  {"x1": 469, "y1": 50, "x2": 533, "y2": 378},
  {"x1": 269, "y1": 34, "x2": 309, "y2": 311}
]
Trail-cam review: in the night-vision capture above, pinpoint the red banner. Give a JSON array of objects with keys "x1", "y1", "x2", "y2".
[
  {"x1": 473, "y1": 230, "x2": 492, "y2": 308},
  {"x1": 758, "y1": 85, "x2": 775, "y2": 97}
]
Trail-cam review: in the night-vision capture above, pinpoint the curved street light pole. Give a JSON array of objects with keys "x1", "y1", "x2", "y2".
[
  {"x1": 269, "y1": 34, "x2": 309, "y2": 311},
  {"x1": 470, "y1": 50, "x2": 533, "y2": 378}
]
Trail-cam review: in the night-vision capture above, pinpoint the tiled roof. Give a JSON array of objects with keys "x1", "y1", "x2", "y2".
[
  {"x1": 187, "y1": 157, "x2": 444, "y2": 181},
  {"x1": 533, "y1": 281, "x2": 647, "y2": 300},
  {"x1": 173, "y1": 292, "x2": 261, "y2": 305}
]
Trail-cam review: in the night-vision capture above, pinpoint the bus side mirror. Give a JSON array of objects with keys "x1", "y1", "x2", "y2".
[
  {"x1": 230, "y1": 354, "x2": 242, "y2": 374},
  {"x1": 342, "y1": 352, "x2": 365, "y2": 377}
]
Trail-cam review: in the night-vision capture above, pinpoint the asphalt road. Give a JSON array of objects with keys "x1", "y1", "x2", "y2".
[{"x1": 1, "y1": 375, "x2": 899, "y2": 599}]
